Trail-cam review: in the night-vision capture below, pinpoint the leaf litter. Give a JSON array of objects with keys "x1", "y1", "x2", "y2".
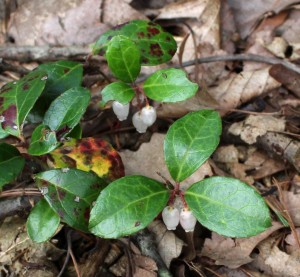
[{"x1": 1, "y1": 0, "x2": 300, "y2": 276}]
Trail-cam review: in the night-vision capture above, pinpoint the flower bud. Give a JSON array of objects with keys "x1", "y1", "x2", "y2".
[
  {"x1": 112, "y1": 101, "x2": 130, "y2": 121},
  {"x1": 180, "y1": 208, "x2": 197, "y2": 232},
  {"x1": 162, "y1": 206, "x2": 180, "y2": 230}
]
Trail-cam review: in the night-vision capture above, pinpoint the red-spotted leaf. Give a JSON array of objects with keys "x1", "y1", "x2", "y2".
[
  {"x1": 26, "y1": 198, "x2": 60, "y2": 243},
  {"x1": 0, "y1": 143, "x2": 25, "y2": 189},
  {"x1": 35, "y1": 169, "x2": 107, "y2": 232},
  {"x1": 49, "y1": 137, "x2": 124, "y2": 182},
  {"x1": 100, "y1": 81, "x2": 135, "y2": 107},
  {"x1": 106, "y1": 36, "x2": 141, "y2": 83},
  {"x1": 28, "y1": 124, "x2": 58, "y2": 155},
  {"x1": 93, "y1": 20, "x2": 177, "y2": 65},
  {"x1": 0, "y1": 70, "x2": 47, "y2": 137}
]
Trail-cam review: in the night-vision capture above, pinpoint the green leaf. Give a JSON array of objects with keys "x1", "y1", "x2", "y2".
[
  {"x1": 29, "y1": 61, "x2": 83, "y2": 124},
  {"x1": 28, "y1": 124, "x2": 58, "y2": 155},
  {"x1": 26, "y1": 198, "x2": 60, "y2": 243},
  {"x1": 0, "y1": 70, "x2": 48, "y2": 137},
  {"x1": 164, "y1": 110, "x2": 221, "y2": 182},
  {"x1": 0, "y1": 124, "x2": 8, "y2": 139},
  {"x1": 185, "y1": 176, "x2": 272, "y2": 237},
  {"x1": 89, "y1": 175, "x2": 169, "y2": 238},
  {"x1": 43, "y1": 87, "x2": 90, "y2": 132},
  {"x1": 67, "y1": 124, "x2": 82, "y2": 139},
  {"x1": 35, "y1": 169, "x2": 107, "y2": 232},
  {"x1": 38, "y1": 61, "x2": 83, "y2": 100},
  {"x1": 93, "y1": 20, "x2": 177, "y2": 66},
  {"x1": 106, "y1": 35, "x2": 141, "y2": 83},
  {"x1": 143, "y1": 69, "x2": 198, "y2": 103},
  {"x1": 100, "y1": 82, "x2": 135, "y2": 107},
  {"x1": 0, "y1": 143, "x2": 25, "y2": 189}
]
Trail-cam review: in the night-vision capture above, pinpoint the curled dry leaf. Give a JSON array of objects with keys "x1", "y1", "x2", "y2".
[
  {"x1": 252, "y1": 237, "x2": 300, "y2": 277},
  {"x1": 148, "y1": 220, "x2": 185, "y2": 268},
  {"x1": 209, "y1": 67, "x2": 280, "y2": 115},
  {"x1": 228, "y1": 115, "x2": 286, "y2": 145},
  {"x1": 8, "y1": 0, "x2": 108, "y2": 46},
  {"x1": 120, "y1": 133, "x2": 212, "y2": 190},
  {"x1": 227, "y1": 0, "x2": 300, "y2": 39},
  {"x1": 285, "y1": 228, "x2": 300, "y2": 254},
  {"x1": 200, "y1": 222, "x2": 282, "y2": 269}
]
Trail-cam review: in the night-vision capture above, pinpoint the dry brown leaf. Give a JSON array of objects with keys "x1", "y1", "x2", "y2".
[
  {"x1": 227, "y1": 0, "x2": 299, "y2": 38},
  {"x1": 119, "y1": 133, "x2": 213, "y2": 190},
  {"x1": 285, "y1": 228, "x2": 300, "y2": 254},
  {"x1": 8, "y1": 0, "x2": 108, "y2": 46},
  {"x1": 228, "y1": 115, "x2": 285, "y2": 144},
  {"x1": 251, "y1": 237, "x2": 300, "y2": 277},
  {"x1": 209, "y1": 67, "x2": 280, "y2": 114},
  {"x1": 282, "y1": 191, "x2": 300, "y2": 226},
  {"x1": 200, "y1": 222, "x2": 282, "y2": 269},
  {"x1": 148, "y1": 220, "x2": 185, "y2": 267},
  {"x1": 101, "y1": 0, "x2": 147, "y2": 26}
]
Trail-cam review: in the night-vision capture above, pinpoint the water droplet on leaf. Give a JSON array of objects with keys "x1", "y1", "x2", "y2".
[
  {"x1": 40, "y1": 186, "x2": 49, "y2": 195},
  {"x1": 74, "y1": 196, "x2": 80, "y2": 202}
]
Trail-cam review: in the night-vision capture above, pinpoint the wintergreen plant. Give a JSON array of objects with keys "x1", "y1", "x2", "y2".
[{"x1": 0, "y1": 20, "x2": 271, "y2": 243}]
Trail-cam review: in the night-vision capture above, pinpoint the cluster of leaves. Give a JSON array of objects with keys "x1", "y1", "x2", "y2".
[
  {"x1": 0, "y1": 19, "x2": 271, "y2": 243},
  {"x1": 0, "y1": 61, "x2": 124, "y2": 242},
  {"x1": 94, "y1": 20, "x2": 198, "y2": 108}
]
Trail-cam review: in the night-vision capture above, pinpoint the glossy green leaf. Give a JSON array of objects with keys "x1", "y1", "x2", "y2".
[
  {"x1": 35, "y1": 169, "x2": 107, "y2": 232},
  {"x1": 29, "y1": 61, "x2": 84, "y2": 123},
  {"x1": 28, "y1": 124, "x2": 58, "y2": 155},
  {"x1": 143, "y1": 69, "x2": 198, "y2": 103},
  {"x1": 43, "y1": 87, "x2": 90, "y2": 132},
  {"x1": 27, "y1": 198, "x2": 60, "y2": 243},
  {"x1": 0, "y1": 70, "x2": 47, "y2": 137},
  {"x1": 89, "y1": 175, "x2": 169, "y2": 238},
  {"x1": 67, "y1": 124, "x2": 82, "y2": 139},
  {"x1": 106, "y1": 36, "x2": 141, "y2": 83},
  {"x1": 38, "y1": 61, "x2": 83, "y2": 100},
  {"x1": 164, "y1": 110, "x2": 221, "y2": 182},
  {"x1": 185, "y1": 176, "x2": 272, "y2": 237},
  {"x1": 100, "y1": 82, "x2": 135, "y2": 107},
  {"x1": 0, "y1": 143, "x2": 25, "y2": 188},
  {"x1": 93, "y1": 20, "x2": 177, "y2": 65}
]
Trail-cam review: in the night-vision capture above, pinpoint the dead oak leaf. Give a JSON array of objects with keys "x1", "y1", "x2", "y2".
[{"x1": 200, "y1": 222, "x2": 282, "y2": 269}]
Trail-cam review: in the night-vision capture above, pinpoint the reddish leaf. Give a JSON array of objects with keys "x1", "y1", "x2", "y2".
[{"x1": 49, "y1": 137, "x2": 124, "y2": 182}]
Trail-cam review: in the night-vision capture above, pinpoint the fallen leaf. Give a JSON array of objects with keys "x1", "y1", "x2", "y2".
[
  {"x1": 228, "y1": 115, "x2": 286, "y2": 144},
  {"x1": 148, "y1": 220, "x2": 185, "y2": 267},
  {"x1": 282, "y1": 191, "x2": 300, "y2": 226},
  {"x1": 8, "y1": 0, "x2": 108, "y2": 46},
  {"x1": 285, "y1": 228, "x2": 300, "y2": 254},
  {"x1": 227, "y1": 0, "x2": 299, "y2": 38},
  {"x1": 200, "y1": 222, "x2": 282, "y2": 268},
  {"x1": 251, "y1": 237, "x2": 300, "y2": 277},
  {"x1": 120, "y1": 133, "x2": 213, "y2": 190}
]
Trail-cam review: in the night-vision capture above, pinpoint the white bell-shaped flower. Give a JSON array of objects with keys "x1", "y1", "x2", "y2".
[
  {"x1": 112, "y1": 101, "x2": 130, "y2": 121},
  {"x1": 132, "y1": 112, "x2": 148, "y2": 133},
  {"x1": 140, "y1": 105, "x2": 157, "y2": 126},
  {"x1": 180, "y1": 208, "x2": 197, "y2": 232},
  {"x1": 162, "y1": 206, "x2": 180, "y2": 230}
]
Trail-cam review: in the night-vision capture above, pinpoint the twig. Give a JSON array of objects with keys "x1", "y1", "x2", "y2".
[
  {"x1": 68, "y1": 231, "x2": 81, "y2": 277},
  {"x1": 177, "y1": 54, "x2": 300, "y2": 75},
  {"x1": 0, "y1": 45, "x2": 90, "y2": 62},
  {"x1": 0, "y1": 188, "x2": 41, "y2": 198}
]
